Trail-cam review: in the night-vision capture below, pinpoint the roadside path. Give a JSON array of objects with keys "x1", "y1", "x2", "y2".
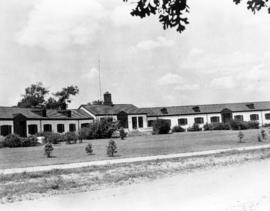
[
  {"x1": 2, "y1": 153, "x2": 270, "y2": 210},
  {"x1": 1, "y1": 144, "x2": 270, "y2": 175}
]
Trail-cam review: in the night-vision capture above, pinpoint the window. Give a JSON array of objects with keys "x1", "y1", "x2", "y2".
[
  {"x1": 210, "y1": 116, "x2": 220, "y2": 123},
  {"x1": 81, "y1": 123, "x2": 90, "y2": 128},
  {"x1": 132, "y1": 117, "x2": 137, "y2": 129},
  {"x1": 28, "y1": 124, "x2": 38, "y2": 135},
  {"x1": 194, "y1": 117, "x2": 204, "y2": 124},
  {"x1": 138, "y1": 117, "x2": 144, "y2": 128},
  {"x1": 178, "y1": 118, "x2": 188, "y2": 125},
  {"x1": 57, "y1": 124, "x2": 65, "y2": 133},
  {"x1": 250, "y1": 114, "x2": 259, "y2": 121},
  {"x1": 0, "y1": 125, "x2": 12, "y2": 136},
  {"x1": 265, "y1": 113, "x2": 270, "y2": 120},
  {"x1": 148, "y1": 120, "x2": 154, "y2": 127},
  {"x1": 234, "y1": 115, "x2": 244, "y2": 121},
  {"x1": 43, "y1": 124, "x2": 52, "y2": 132},
  {"x1": 69, "y1": 124, "x2": 76, "y2": 132}
]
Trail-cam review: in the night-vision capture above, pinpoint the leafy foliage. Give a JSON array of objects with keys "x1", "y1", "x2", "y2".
[
  {"x1": 203, "y1": 123, "x2": 230, "y2": 131},
  {"x1": 238, "y1": 131, "x2": 244, "y2": 143},
  {"x1": 119, "y1": 127, "x2": 127, "y2": 140},
  {"x1": 172, "y1": 125, "x2": 185, "y2": 133},
  {"x1": 124, "y1": 0, "x2": 189, "y2": 33},
  {"x1": 152, "y1": 119, "x2": 171, "y2": 134},
  {"x1": 17, "y1": 82, "x2": 49, "y2": 108},
  {"x1": 124, "y1": 0, "x2": 269, "y2": 34},
  {"x1": 63, "y1": 132, "x2": 78, "y2": 144},
  {"x1": 44, "y1": 142, "x2": 54, "y2": 158},
  {"x1": 85, "y1": 143, "x2": 93, "y2": 155},
  {"x1": 3, "y1": 134, "x2": 22, "y2": 148},
  {"x1": 37, "y1": 132, "x2": 64, "y2": 144},
  {"x1": 78, "y1": 119, "x2": 120, "y2": 139},
  {"x1": 233, "y1": 0, "x2": 270, "y2": 14},
  {"x1": 53, "y1": 85, "x2": 79, "y2": 110},
  {"x1": 106, "y1": 140, "x2": 118, "y2": 157},
  {"x1": 187, "y1": 123, "x2": 202, "y2": 132}
]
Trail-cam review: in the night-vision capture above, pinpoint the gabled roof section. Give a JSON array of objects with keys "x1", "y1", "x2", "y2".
[
  {"x1": 141, "y1": 101, "x2": 270, "y2": 117},
  {"x1": 80, "y1": 104, "x2": 147, "y2": 116},
  {"x1": 0, "y1": 106, "x2": 93, "y2": 120}
]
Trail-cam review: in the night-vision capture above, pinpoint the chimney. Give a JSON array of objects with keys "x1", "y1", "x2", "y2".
[{"x1": 103, "y1": 91, "x2": 113, "y2": 106}]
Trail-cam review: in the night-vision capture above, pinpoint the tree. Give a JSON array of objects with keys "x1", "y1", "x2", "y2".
[
  {"x1": 53, "y1": 85, "x2": 79, "y2": 110},
  {"x1": 17, "y1": 82, "x2": 49, "y2": 108},
  {"x1": 91, "y1": 100, "x2": 103, "y2": 105},
  {"x1": 123, "y1": 0, "x2": 269, "y2": 34}
]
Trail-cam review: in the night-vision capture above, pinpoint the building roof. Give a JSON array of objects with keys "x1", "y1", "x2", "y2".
[
  {"x1": 80, "y1": 104, "x2": 147, "y2": 116},
  {"x1": 0, "y1": 106, "x2": 93, "y2": 120},
  {"x1": 140, "y1": 101, "x2": 270, "y2": 117}
]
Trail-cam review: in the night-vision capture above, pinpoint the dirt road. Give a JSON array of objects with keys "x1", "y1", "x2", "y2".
[{"x1": 2, "y1": 158, "x2": 270, "y2": 211}]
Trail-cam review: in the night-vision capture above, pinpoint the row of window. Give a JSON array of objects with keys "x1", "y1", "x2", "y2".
[{"x1": 132, "y1": 117, "x2": 144, "y2": 129}]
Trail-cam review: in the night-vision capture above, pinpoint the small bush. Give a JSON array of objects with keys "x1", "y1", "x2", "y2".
[
  {"x1": 152, "y1": 119, "x2": 171, "y2": 135},
  {"x1": 261, "y1": 129, "x2": 267, "y2": 139},
  {"x1": 63, "y1": 132, "x2": 78, "y2": 144},
  {"x1": 238, "y1": 131, "x2": 244, "y2": 143},
  {"x1": 119, "y1": 127, "x2": 127, "y2": 140},
  {"x1": 3, "y1": 134, "x2": 21, "y2": 148},
  {"x1": 44, "y1": 143, "x2": 54, "y2": 158},
  {"x1": 21, "y1": 135, "x2": 38, "y2": 147},
  {"x1": 0, "y1": 136, "x2": 5, "y2": 148},
  {"x1": 172, "y1": 126, "x2": 185, "y2": 133},
  {"x1": 106, "y1": 140, "x2": 117, "y2": 157},
  {"x1": 187, "y1": 123, "x2": 202, "y2": 132},
  {"x1": 85, "y1": 143, "x2": 93, "y2": 155}
]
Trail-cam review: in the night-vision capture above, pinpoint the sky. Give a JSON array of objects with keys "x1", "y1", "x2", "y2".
[{"x1": 1, "y1": 0, "x2": 270, "y2": 108}]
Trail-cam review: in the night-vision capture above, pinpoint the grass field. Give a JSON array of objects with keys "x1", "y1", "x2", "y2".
[{"x1": 0, "y1": 129, "x2": 268, "y2": 169}]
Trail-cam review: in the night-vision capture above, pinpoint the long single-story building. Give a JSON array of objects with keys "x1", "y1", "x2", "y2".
[
  {"x1": 1, "y1": 91, "x2": 270, "y2": 137},
  {"x1": 0, "y1": 107, "x2": 93, "y2": 137},
  {"x1": 141, "y1": 101, "x2": 270, "y2": 130}
]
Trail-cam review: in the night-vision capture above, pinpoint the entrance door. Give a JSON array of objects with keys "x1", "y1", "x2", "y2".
[
  {"x1": 221, "y1": 108, "x2": 232, "y2": 123},
  {"x1": 13, "y1": 114, "x2": 27, "y2": 137}
]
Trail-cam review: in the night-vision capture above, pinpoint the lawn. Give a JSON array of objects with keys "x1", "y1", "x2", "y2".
[{"x1": 0, "y1": 129, "x2": 268, "y2": 169}]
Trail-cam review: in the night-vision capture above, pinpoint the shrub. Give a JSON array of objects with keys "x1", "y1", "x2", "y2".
[
  {"x1": 63, "y1": 132, "x2": 78, "y2": 144},
  {"x1": 203, "y1": 123, "x2": 230, "y2": 131},
  {"x1": 21, "y1": 135, "x2": 38, "y2": 147},
  {"x1": 85, "y1": 143, "x2": 93, "y2": 155},
  {"x1": 78, "y1": 119, "x2": 119, "y2": 140},
  {"x1": 3, "y1": 134, "x2": 21, "y2": 148},
  {"x1": 106, "y1": 140, "x2": 117, "y2": 157},
  {"x1": 37, "y1": 132, "x2": 63, "y2": 144},
  {"x1": 44, "y1": 143, "x2": 54, "y2": 158},
  {"x1": 119, "y1": 127, "x2": 127, "y2": 140},
  {"x1": 187, "y1": 123, "x2": 202, "y2": 132},
  {"x1": 261, "y1": 129, "x2": 267, "y2": 139},
  {"x1": 172, "y1": 125, "x2": 185, "y2": 133},
  {"x1": 238, "y1": 131, "x2": 244, "y2": 143},
  {"x1": 229, "y1": 120, "x2": 259, "y2": 130},
  {"x1": 152, "y1": 119, "x2": 171, "y2": 135}
]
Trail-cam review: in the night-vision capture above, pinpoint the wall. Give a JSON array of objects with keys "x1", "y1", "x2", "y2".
[
  {"x1": 127, "y1": 115, "x2": 148, "y2": 131},
  {"x1": 232, "y1": 111, "x2": 270, "y2": 126},
  {"x1": 0, "y1": 120, "x2": 14, "y2": 134},
  {"x1": 26, "y1": 119, "x2": 93, "y2": 136}
]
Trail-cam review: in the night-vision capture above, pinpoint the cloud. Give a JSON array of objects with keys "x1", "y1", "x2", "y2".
[
  {"x1": 175, "y1": 84, "x2": 200, "y2": 91},
  {"x1": 110, "y1": 5, "x2": 140, "y2": 27},
  {"x1": 210, "y1": 76, "x2": 235, "y2": 89},
  {"x1": 157, "y1": 73, "x2": 184, "y2": 86},
  {"x1": 82, "y1": 67, "x2": 98, "y2": 79},
  {"x1": 137, "y1": 36, "x2": 175, "y2": 50},
  {"x1": 17, "y1": 0, "x2": 106, "y2": 50}
]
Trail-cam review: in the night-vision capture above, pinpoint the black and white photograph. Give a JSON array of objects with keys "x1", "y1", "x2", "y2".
[{"x1": 1, "y1": 0, "x2": 270, "y2": 210}]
